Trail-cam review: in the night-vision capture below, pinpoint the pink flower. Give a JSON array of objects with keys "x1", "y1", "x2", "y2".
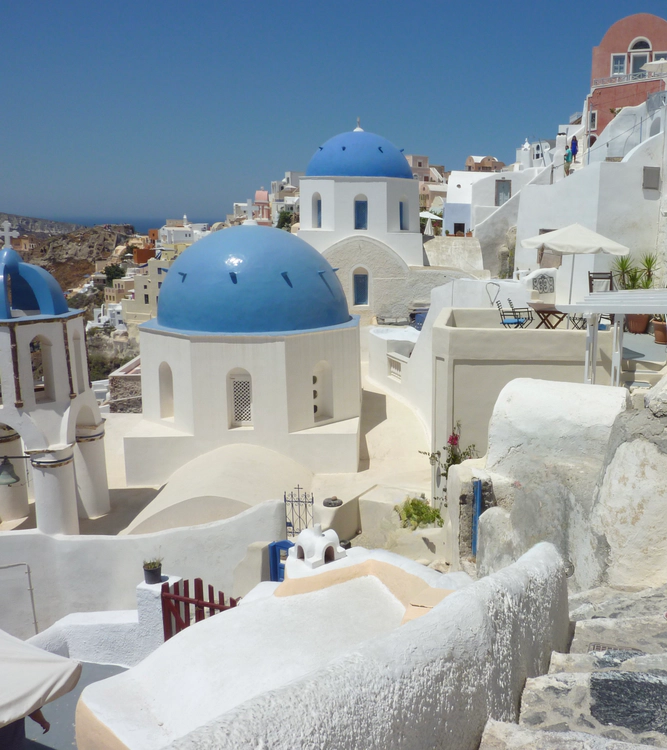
[{"x1": 447, "y1": 434, "x2": 459, "y2": 447}]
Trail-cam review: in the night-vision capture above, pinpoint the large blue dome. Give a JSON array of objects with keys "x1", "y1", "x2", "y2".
[
  {"x1": 155, "y1": 225, "x2": 351, "y2": 334},
  {"x1": 306, "y1": 129, "x2": 412, "y2": 179}
]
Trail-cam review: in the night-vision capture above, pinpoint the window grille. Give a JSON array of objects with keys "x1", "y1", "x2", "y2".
[{"x1": 231, "y1": 377, "x2": 252, "y2": 425}]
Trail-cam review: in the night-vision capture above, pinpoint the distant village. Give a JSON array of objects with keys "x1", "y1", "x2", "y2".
[{"x1": 4, "y1": 12, "x2": 667, "y2": 750}]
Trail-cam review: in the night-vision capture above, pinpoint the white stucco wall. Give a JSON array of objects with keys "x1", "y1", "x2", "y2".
[
  {"x1": 515, "y1": 133, "x2": 663, "y2": 273},
  {"x1": 0, "y1": 500, "x2": 285, "y2": 640},
  {"x1": 476, "y1": 379, "x2": 629, "y2": 590},
  {"x1": 147, "y1": 542, "x2": 568, "y2": 750}
]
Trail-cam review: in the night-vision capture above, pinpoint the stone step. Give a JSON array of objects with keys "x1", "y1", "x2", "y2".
[
  {"x1": 570, "y1": 584, "x2": 667, "y2": 622},
  {"x1": 550, "y1": 649, "x2": 667, "y2": 674},
  {"x1": 480, "y1": 719, "x2": 657, "y2": 749},
  {"x1": 571, "y1": 615, "x2": 667, "y2": 654},
  {"x1": 519, "y1": 671, "x2": 667, "y2": 747}
]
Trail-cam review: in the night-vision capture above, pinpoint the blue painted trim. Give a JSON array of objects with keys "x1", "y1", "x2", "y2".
[{"x1": 472, "y1": 478, "x2": 483, "y2": 556}]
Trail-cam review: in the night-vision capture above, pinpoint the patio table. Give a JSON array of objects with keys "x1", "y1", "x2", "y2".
[{"x1": 529, "y1": 303, "x2": 567, "y2": 329}]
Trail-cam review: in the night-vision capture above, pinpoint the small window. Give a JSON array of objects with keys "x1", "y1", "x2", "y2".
[
  {"x1": 144, "y1": 294, "x2": 149, "y2": 304},
  {"x1": 158, "y1": 282, "x2": 162, "y2": 289},
  {"x1": 354, "y1": 199, "x2": 368, "y2": 230},
  {"x1": 417, "y1": 161, "x2": 422, "y2": 167},
  {"x1": 312, "y1": 193, "x2": 322, "y2": 229},
  {"x1": 399, "y1": 201, "x2": 408, "y2": 231},
  {"x1": 158, "y1": 268, "x2": 162, "y2": 275},
  {"x1": 611, "y1": 54, "x2": 626, "y2": 75},
  {"x1": 229, "y1": 372, "x2": 252, "y2": 427},
  {"x1": 495, "y1": 180, "x2": 512, "y2": 207},
  {"x1": 589, "y1": 110, "x2": 598, "y2": 131},
  {"x1": 644, "y1": 166, "x2": 661, "y2": 190},
  {"x1": 423, "y1": 175, "x2": 429, "y2": 182},
  {"x1": 631, "y1": 39, "x2": 651, "y2": 50},
  {"x1": 353, "y1": 269, "x2": 369, "y2": 306}
]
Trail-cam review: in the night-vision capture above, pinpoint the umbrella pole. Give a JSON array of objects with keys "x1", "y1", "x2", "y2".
[{"x1": 566, "y1": 255, "x2": 575, "y2": 328}]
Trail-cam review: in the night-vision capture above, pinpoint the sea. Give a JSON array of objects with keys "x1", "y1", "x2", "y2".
[{"x1": 50, "y1": 216, "x2": 218, "y2": 235}]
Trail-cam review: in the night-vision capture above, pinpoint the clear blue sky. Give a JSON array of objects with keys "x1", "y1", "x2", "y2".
[{"x1": 1, "y1": 0, "x2": 665, "y2": 225}]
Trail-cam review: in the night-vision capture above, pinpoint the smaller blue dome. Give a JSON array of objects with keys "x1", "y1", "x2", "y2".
[
  {"x1": 306, "y1": 130, "x2": 413, "y2": 179},
  {"x1": 0, "y1": 249, "x2": 69, "y2": 320},
  {"x1": 156, "y1": 225, "x2": 351, "y2": 334}
]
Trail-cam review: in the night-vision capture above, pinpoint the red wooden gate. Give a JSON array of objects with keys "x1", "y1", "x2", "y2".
[{"x1": 161, "y1": 579, "x2": 238, "y2": 641}]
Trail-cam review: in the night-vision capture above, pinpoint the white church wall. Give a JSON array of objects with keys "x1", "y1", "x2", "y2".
[
  {"x1": 0, "y1": 500, "x2": 285, "y2": 640},
  {"x1": 299, "y1": 176, "x2": 423, "y2": 266},
  {"x1": 284, "y1": 326, "x2": 360, "y2": 433},
  {"x1": 150, "y1": 543, "x2": 568, "y2": 750}
]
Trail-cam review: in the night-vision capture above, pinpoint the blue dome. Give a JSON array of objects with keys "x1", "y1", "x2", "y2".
[
  {"x1": 306, "y1": 130, "x2": 413, "y2": 179},
  {"x1": 155, "y1": 225, "x2": 351, "y2": 334},
  {"x1": 0, "y1": 249, "x2": 70, "y2": 320}
]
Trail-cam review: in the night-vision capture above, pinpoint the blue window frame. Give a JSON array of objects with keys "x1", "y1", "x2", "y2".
[
  {"x1": 354, "y1": 200, "x2": 368, "y2": 230},
  {"x1": 399, "y1": 201, "x2": 408, "y2": 230},
  {"x1": 353, "y1": 271, "x2": 369, "y2": 306},
  {"x1": 316, "y1": 199, "x2": 322, "y2": 228}
]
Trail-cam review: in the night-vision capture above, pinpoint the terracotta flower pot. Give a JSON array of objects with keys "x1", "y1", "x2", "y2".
[
  {"x1": 626, "y1": 314, "x2": 650, "y2": 334},
  {"x1": 654, "y1": 320, "x2": 667, "y2": 344}
]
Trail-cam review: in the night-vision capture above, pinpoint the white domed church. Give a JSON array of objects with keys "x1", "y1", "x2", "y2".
[
  {"x1": 124, "y1": 225, "x2": 361, "y2": 488},
  {"x1": 298, "y1": 124, "x2": 476, "y2": 324}
]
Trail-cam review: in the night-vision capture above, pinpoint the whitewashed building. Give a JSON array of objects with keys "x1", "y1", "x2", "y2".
[{"x1": 124, "y1": 224, "x2": 362, "y2": 486}]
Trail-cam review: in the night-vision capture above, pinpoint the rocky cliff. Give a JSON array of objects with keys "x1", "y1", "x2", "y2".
[
  {"x1": 0, "y1": 212, "x2": 85, "y2": 238},
  {"x1": 28, "y1": 224, "x2": 135, "y2": 290}
]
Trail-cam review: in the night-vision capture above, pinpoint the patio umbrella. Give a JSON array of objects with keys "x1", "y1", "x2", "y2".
[
  {"x1": 419, "y1": 211, "x2": 443, "y2": 221},
  {"x1": 0, "y1": 629, "x2": 81, "y2": 727},
  {"x1": 521, "y1": 223, "x2": 629, "y2": 303},
  {"x1": 642, "y1": 59, "x2": 667, "y2": 75}
]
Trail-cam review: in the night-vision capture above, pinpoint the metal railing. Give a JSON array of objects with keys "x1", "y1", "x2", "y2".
[{"x1": 592, "y1": 71, "x2": 660, "y2": 87}]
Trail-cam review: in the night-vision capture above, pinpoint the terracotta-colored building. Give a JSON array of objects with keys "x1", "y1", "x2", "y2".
[
  {"x1": 464, "y1": 155, "x2": 505, "y2": 173},
  {"x1": 588, "y1": 13, "x2": 667, "y2": 138},
  {"x1": 133, "y1": 245, "x2": 156, "y2": 265}
]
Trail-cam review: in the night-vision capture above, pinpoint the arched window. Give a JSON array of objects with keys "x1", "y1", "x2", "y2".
[
  {"x1": 399, "y1": 200, "x2": 409, "y2": 231},
  {"x1": 228, "y1": 369, "x2": 252, "y2": 427},
  {"x1": 159, "y1": 362, "x2": 174, "y2": 419},
  {"x1": 312, "y1": 360, "x2": 333, "y2": 422},
  {"x1": 312, "y1": 192, "x2": 322, "y2": 229},
  {"x1": 352, "y1": 267, "x2": 369, "y2": 306},
  {"x1": 629, "y1": 38, "x2": 651, "y2": 76},
  {"x1": 30, "y1": 335, "x2": 55, "y2": 403},
  {"x1": 296, "y1": 545, "x2": 304, "y2": 560},
  {"x1": 72, "y1": 331, "x2": 86, "y2": 395},
  {"x1": 324, "y1": 545, "x2": 335, "y2": 563},
  {"x1": 354, "y1": 195, "x2": 368, "y2": 230}
]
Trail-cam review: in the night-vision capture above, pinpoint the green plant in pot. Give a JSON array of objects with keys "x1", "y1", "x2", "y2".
[
  {"x1": 143, "y1": 557, "x2": 163, "y2": 585},
  {"x1": 611, "y1": 254, "x2": 658, "y2": 334}
]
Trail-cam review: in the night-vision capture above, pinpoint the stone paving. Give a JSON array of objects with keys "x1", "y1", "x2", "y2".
[
  {"x1": 480, "y1": 584, "x2": 667, "y2": 748},
  {"x1": 480, "y1": 719, "x2": 658, "y2": 749}
]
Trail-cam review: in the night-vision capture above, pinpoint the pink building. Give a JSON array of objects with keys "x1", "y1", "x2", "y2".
[{"x1": 588, "y1": 13, "x2": 667, "y2": 138}]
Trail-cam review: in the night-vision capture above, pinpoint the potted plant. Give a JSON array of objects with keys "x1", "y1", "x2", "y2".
[
  {"x1": 143, "y1": 558, "x2": 163, "y2": 585},
  {"x1": 654, "y1": 314, "x2": 667, "y2": 344},
  {"x1": 611, "y1": 254, "x2": 658, "y2": 334}
]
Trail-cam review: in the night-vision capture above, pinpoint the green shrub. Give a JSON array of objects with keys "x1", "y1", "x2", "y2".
[{"x1": 395, "y1": 496, "x2": 444, "y2": 530}]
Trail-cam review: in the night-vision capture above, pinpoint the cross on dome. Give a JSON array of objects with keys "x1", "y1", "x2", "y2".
[
  {"x1": 1, "y1": 221, "x2": 19, "y2": 250},
  {"x1": 354, "y1": 117, "x2": 363, "y2": 132}
]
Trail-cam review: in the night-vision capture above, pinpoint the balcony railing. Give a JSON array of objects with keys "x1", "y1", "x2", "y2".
[{"x1": 592, "y1": 71, "x2": 662, "y2": 88}]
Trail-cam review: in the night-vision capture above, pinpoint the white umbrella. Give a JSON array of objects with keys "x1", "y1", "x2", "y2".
[
  {"x1": 419, "y1": 211, "x2": 443, "y2": 221},
  {"x1": 642, "y1": 59, "x2": 667, "y2": 75},
  {"x1": 0, "y1": 628, "x2": 81, "y2": 726},
  {"x1": 521, "y1": 223, "x2": 629, "y2": 303}
]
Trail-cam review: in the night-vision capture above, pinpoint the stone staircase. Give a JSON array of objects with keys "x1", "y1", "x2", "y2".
[{"x1": 480, "y1": 584, "x2": 667, "y2": 749}]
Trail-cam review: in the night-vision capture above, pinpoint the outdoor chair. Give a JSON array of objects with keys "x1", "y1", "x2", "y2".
[
  {"x1": 589, "y1": 271, "x2": 615, "y2": 326},
  {"x1": 507, "y1": 299, "x2": 533, "y2": 328},
  {"x1": 496, "y1": 300, "x2": 532, "y2": 329},
  {"x1": 568, "y1": 314, "x2": 587, "y2": 330}
]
